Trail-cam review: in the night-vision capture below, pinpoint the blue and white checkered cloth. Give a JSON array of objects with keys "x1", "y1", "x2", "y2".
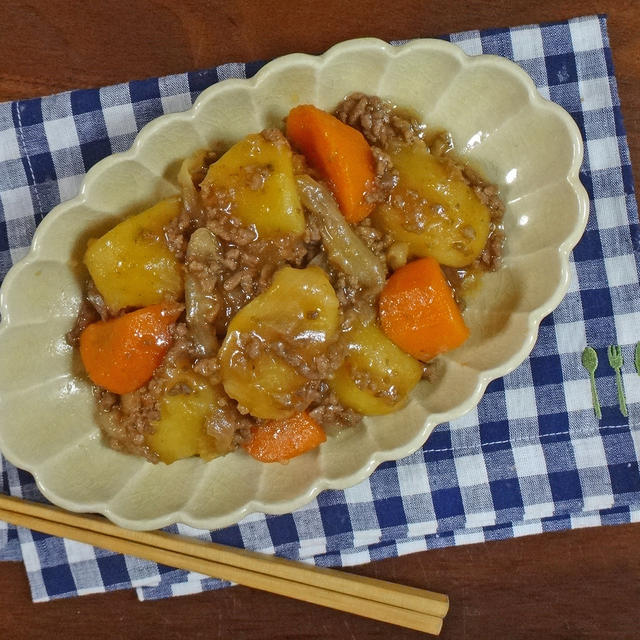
[{"x1": 1, "y1": 14, "x2": 639, "y2": 602}]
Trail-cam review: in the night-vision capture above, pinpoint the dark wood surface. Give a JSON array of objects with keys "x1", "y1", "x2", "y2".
[{"x1": 1, "y1": 1, "x2": 639, "y2": 638}]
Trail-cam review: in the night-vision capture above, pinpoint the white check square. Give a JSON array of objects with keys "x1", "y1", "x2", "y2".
[
  {"x1": 63, "y1": 538, "x2": 99, "y2": 563},
  {"x1": 563, "y1": 379, "x2": 594, "y2": 413},
  {"x1": 43, "y1": 116, "x2": 80, "y2": 151},
  {"x1": 0, "y1": 186, "x2": 34, "y2": 222},
  {"x1": 454, "y1": 530, "x2": 486, "y2": 545},
  {"x1": 604, "y1": 254, "x2": 639, "y2": 287},
  {"x1": 614, "y1": 312, "x2": 640, "y2": 347},
  {"x1": 341, "y1": 548, "x2": 371, "y2": 565},
  {"x1": 454, "y1": 453, "x2": 489, "y2": 488},
  {"x1": 570, "y1": 18, "x2": 604, "y2": 52},
  {"x1": 57, "y1": 175, "x2": 83, "y2": 202},
  {"x1": 397, "y1": 462, "x2": 430, "y2": 496},
  {"x1": 587, "y1": 137, "x2": 621, "y2": 171},
  {"x1": 512, "y1": 443, "x2": 547, "y2": 478},
  {"x1": 523, "y1": 501, "x2": 555, "y2": 520},
  {"x1": 572, "y1": 435, "x2": 607, "y2": 469},
  {"x1": 0, "y1": 126, "x2": 21, "y2": 161},
  {"x1": 594, "y1": 195, "x2": 629, "y2": 230},
  {"x1": 103, "y1": 103, "x2": 138, "y2": 139},
  {"x1": 510, "y1": 28, "x2": 545, "y2": 61},
  {"x1": 578, "y1": 76, "x2": 613, "y2": 111},
  {"x1": 505, "y1": 386, "x2": 537, "y2": 421},
  {"x1": 161, "y1": 93, "x2": 192, "y2": 115},
  {"x1": 554, "y1": 320, "x2": 587, "y2": 354}
]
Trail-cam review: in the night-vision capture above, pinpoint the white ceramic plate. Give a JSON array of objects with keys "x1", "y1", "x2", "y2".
[{"x1": 0, "y1": 38, "x2": 588, "y2": 530}]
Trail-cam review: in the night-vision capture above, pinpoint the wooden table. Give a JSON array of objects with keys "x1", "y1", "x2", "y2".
[{"x1": 2, "y1": 1, "x2": 639, "y2": 638}]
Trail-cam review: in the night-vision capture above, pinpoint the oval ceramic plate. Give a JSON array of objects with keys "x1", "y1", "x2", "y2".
[{"x1": 0, "y1": 38, "x2": 588, "y2": 530}]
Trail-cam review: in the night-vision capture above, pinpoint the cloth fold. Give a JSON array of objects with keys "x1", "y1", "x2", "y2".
[{"x1": 1, "y1": 13, "x2": 639, "y2": 602}]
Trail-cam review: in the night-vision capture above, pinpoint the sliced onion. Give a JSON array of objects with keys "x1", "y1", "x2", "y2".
[
  {"x1": 295, "y1": 174, "x2": 386, "y2": 292},
  {"x1": 185, "y1": 227, "x2": 221, "y2": 357},
  {"x1": 177, "y1": 149, "x2": 208, "y2": 215}
]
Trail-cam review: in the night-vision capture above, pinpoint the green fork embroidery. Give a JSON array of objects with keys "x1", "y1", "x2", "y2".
[
  {"x1": 581, "y1": 347, "x2": 602, "y2": 419},
  {"x1": 607, "y1": 344, "x2": 628, "y2": 418},
  {"x1": 581, "y1": 345, "x2": 634, "y2": 418}
]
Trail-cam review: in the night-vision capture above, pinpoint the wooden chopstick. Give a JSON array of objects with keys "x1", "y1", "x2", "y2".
[{"x1": 0, "y1": 495, "x2": 448, "y2": 635}]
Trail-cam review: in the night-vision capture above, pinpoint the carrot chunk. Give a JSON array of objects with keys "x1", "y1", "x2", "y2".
[
  {"x1": 243, "y1": 412, "x2": 326, "y2": 463},
  {"x1": 79, "y1": 304, "x2": 182, "y2": 394},
  {"x1": 378, "y1": 257, "x2": 469, "y2": 362},
  {"x1": 286, "y1": 104, "x2": 376, "y2": 223}
]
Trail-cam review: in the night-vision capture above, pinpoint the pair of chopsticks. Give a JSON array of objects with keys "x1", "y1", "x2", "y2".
[{"x1": 0, "y1": 494, "x2": 448, "y2": 635}]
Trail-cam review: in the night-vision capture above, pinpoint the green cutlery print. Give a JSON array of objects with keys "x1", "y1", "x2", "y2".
[
  {"x1": 607, "y1": 344, "x2": 628, "y2": 418},
  {"x1": 581, "y1": 347, "x2": 602, "y2": 419}
]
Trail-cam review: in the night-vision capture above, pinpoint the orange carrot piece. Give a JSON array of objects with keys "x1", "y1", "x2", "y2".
[
  {"x1": 244, "y1": 412, "x2": 327, "y2": 463},
  {"x1": 378, "y1": 257, "x2": 469, "y2": 362},
  {"x1": 286, "y1": 104, "x2": 376, "y2": 223},
  {"x1": 79, "y1": 304, "x2": 182, "y2": 394}
]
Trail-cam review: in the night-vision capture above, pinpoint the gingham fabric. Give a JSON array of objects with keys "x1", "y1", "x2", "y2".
[{"x1": 1, "y1": 14, "x2": 639, "y2": 602}]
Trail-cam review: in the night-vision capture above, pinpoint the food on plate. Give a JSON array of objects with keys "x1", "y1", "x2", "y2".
[
  {"x1": 83, "y1": 197, "x2": 184, "y2": 311},
  {"x1": 371, "y1": 144, "x2": 491, "y2": 267},
  {"x1": 378, "y1": 257, "x2": 470, "y2": 362},
  {"x1": 218, "y1": 265, "x2": 341, "y2": 420},
  {"x1": 67, "y1": 93, "x2": 505, "y2": 464},
  {"x1": 329, "y1": 321, "x2": 423, "y2": 415},
  {"x1": 79, "y1": 303, "x2": 183, "y2": 394},
  {"x1": 286, "y1": 104, "x2": 377, "y2": 223},
  {"x1": 243, "y1": 411, "x2": 327, "y2": 463}
]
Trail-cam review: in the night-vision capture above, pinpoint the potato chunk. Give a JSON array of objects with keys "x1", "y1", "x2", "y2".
[
  {"x1": 330, "y1": 322, "x2": 422, "y2": 415},
  {"x1": 84, "y1": 197, "x2": 183, "y2": 312},
  {"x1": 219, "y1": 266, "x2": 340, "y2": 419},
  {"x1": 201, "y1": 132, "x2": 305, "y2": 236},
  {"x1": 146, "y1": 369, "x2": 224, "y2": 464},
  {"x1": 372, "y1": 144, "x2": 490, "y2": 267}
]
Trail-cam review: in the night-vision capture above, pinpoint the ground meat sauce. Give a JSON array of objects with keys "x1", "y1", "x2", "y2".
[
  {"x1": 335, "y1": 92, "x2": 423, "y2": 148},
  {"x1": 72, "y1": 94, "x2": 505, "y2": 463}
]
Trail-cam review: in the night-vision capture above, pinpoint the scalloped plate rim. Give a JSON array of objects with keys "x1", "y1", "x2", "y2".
[{"x1": 0, "y1": 37, "x2": 589, "y2": 531}]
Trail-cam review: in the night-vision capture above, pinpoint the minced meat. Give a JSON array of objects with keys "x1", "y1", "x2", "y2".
[{"x1": 334, "y1": 92, "x2": 422, "y2": 148}]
